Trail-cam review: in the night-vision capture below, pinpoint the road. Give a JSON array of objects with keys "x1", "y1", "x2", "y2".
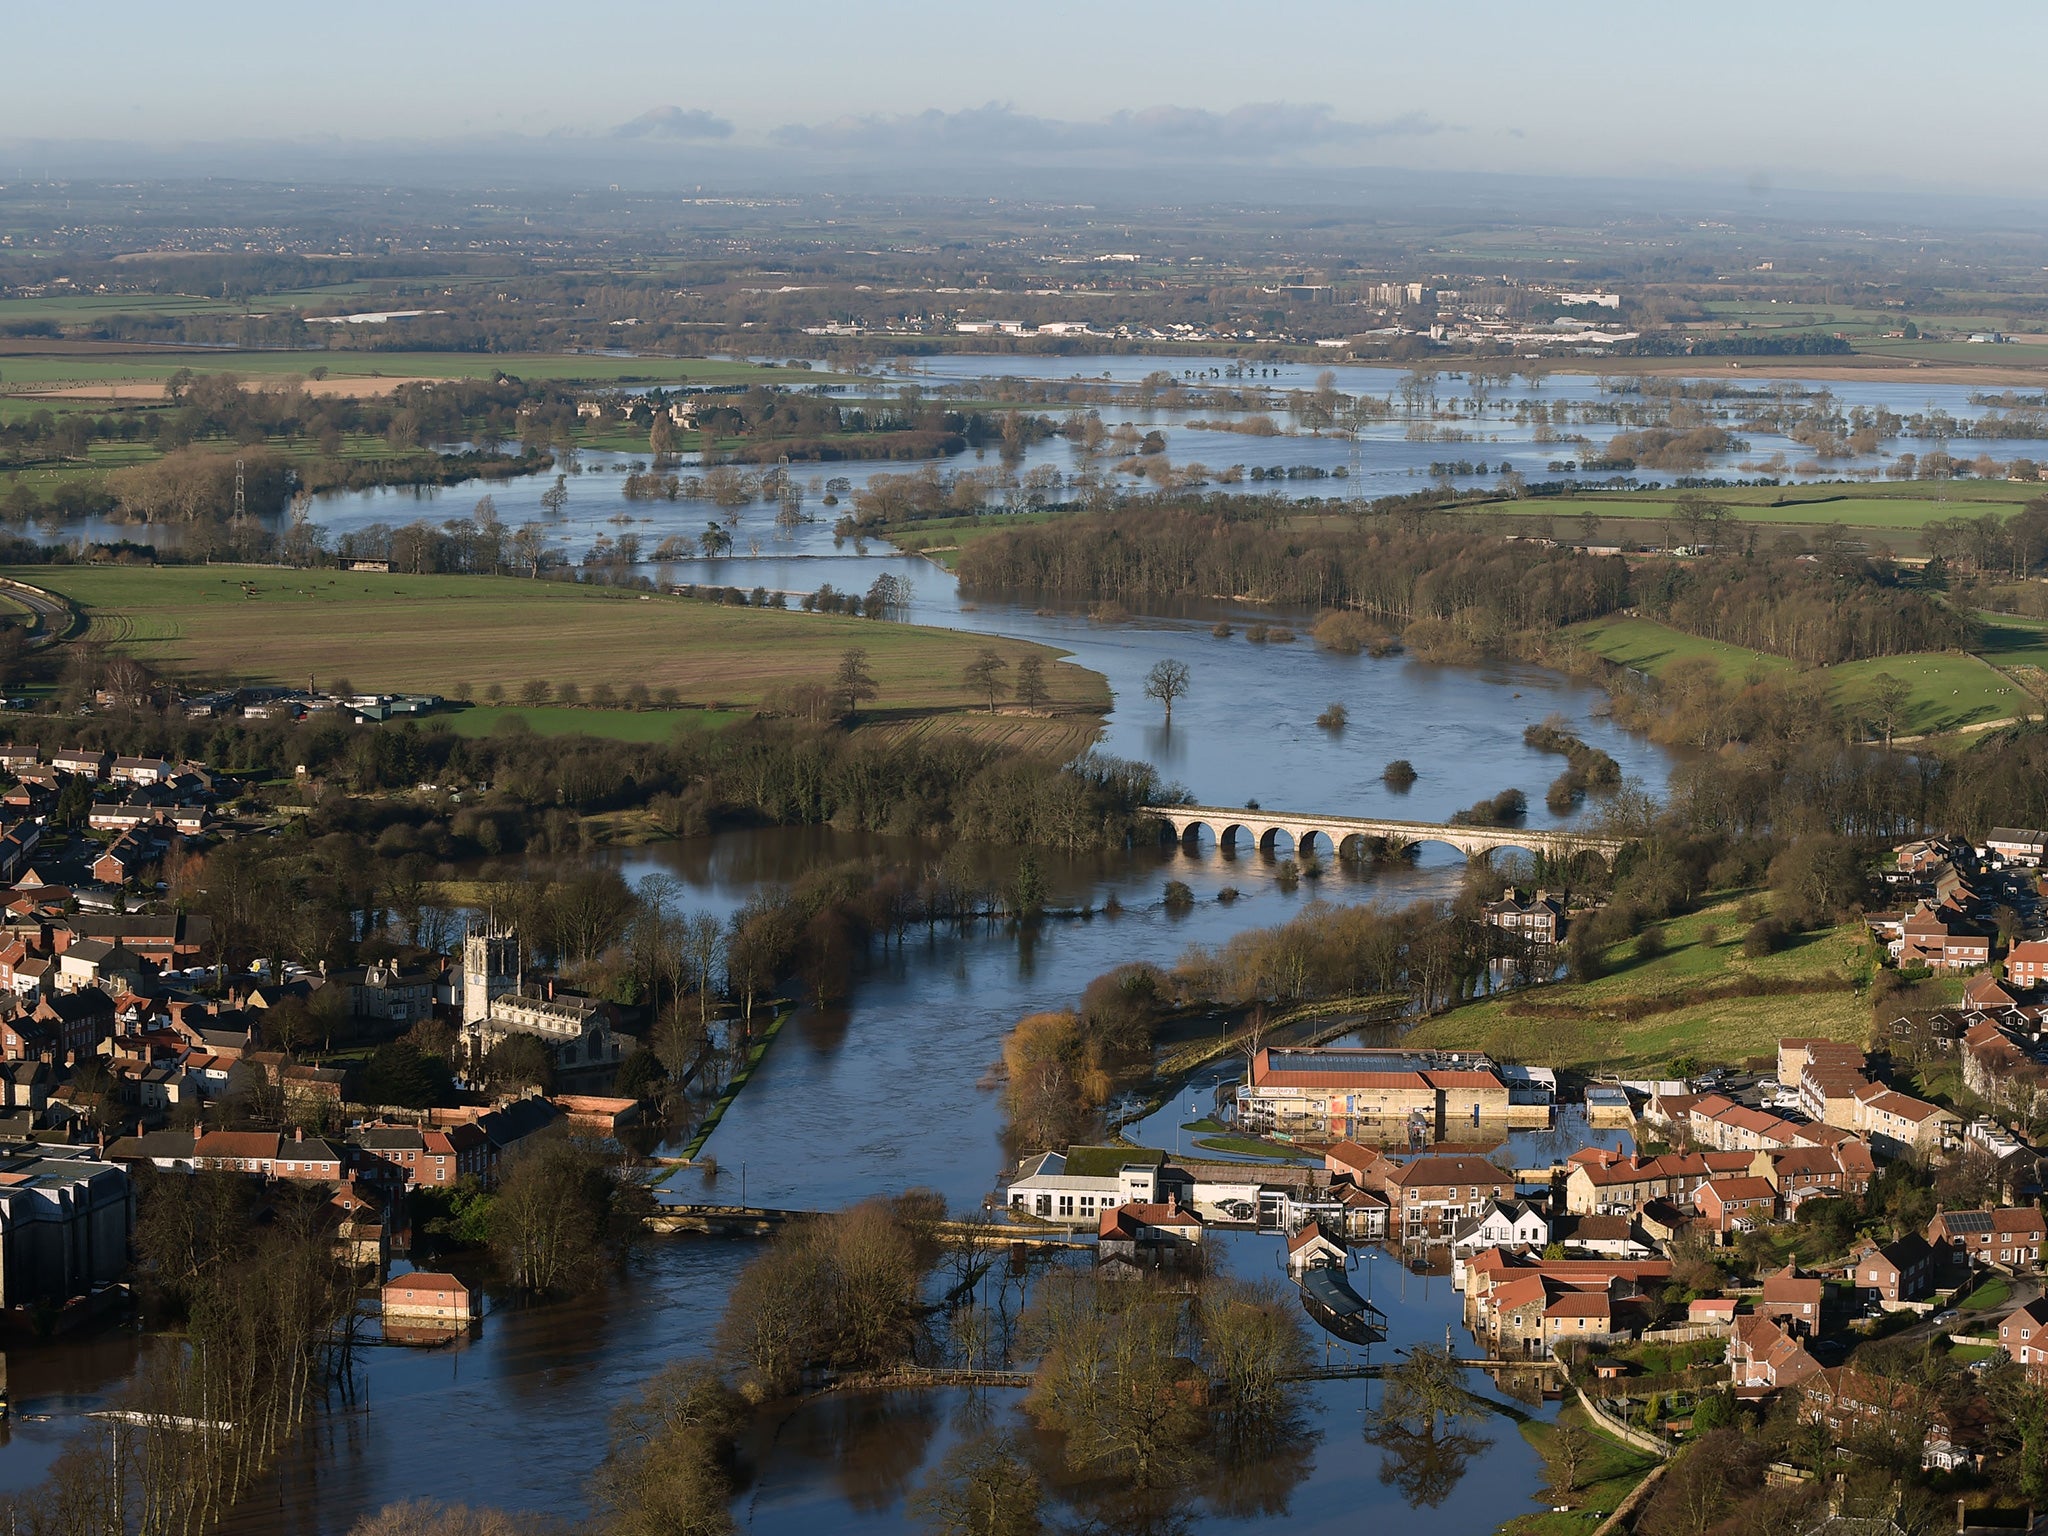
[
  {"x1": 1851, "y1": 1272, "x2": 2040, "y2": 1358},
  {"x1": 0, "y1": 578, "x2": 77, "y2": 648}
]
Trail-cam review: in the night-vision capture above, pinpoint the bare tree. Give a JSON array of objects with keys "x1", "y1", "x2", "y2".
[
  {"x1": 1144, "y1": 658, "x2": 1191, "y2": 722},
  {"x1": 962, "y1": 648, "x2": 1010, "y2": 712}
]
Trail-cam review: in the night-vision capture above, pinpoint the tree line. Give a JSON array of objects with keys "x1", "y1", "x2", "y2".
[{"x1": 957, "y1": 502, "x2": 1632, "y2": 629}]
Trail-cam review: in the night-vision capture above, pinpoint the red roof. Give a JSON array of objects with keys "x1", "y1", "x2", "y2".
[
  {"x1": 1384, "y1": 1155, "x2": 1508, "y2": 1188},
  {"x1": 1099, "y1": 1201, "x2": 1203, "y2": 1238},
  {"x1": 1491, "y1": 1274, "x2": 1550, "y2": 1312},
  {"x1": 1761, "y1": 1265, "x2": 1822, "y2": 1303},
  {"x1": 1287, "y1": 1221, "x2": 1342, "y2": 1254},
  {"x1": 383, "y1": 1271, "x2": 467, "y2": 1298}
]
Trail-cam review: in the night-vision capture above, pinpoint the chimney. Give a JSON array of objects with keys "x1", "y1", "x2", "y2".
[{"x1": 295, "y1": 1125, "x2": 304, "y2": 1143}]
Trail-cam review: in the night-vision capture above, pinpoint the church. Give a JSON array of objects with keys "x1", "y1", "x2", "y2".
[{"x1": 457, "y1": 923, "x2": 625, "y2": 1073}]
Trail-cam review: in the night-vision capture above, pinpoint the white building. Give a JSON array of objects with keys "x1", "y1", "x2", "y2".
[
  {"x1": 1004, "y1": 1146, "x2": 1165, "y2": 1226},
  {"x1": 1450, "y1": 1197, "x2": 1550, "y2": 1257}
]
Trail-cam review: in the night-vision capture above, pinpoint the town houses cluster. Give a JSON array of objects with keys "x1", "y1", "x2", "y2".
[
  {"x1": 1002, "y1": 990, "x2": 2048, "y2": 1470},
  {"x1": 0, "y1": 743, "x2": 643, "y2": 1331}
]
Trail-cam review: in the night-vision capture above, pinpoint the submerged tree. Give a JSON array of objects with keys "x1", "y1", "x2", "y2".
[
  {"x1": 1363, "y1": 1346, "x2": 1486, "y2": 1509},
  {"x1": 1144, "y1": 658, "x2": 1191, "y2": 722},
  {"x1": 906, "y1": 1431, "x2": 1045, "y2": 1536}
]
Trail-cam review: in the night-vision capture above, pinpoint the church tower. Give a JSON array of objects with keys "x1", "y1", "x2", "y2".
[{"x1": 461, "y1": 920, "x2": 520, "y2": 1028}]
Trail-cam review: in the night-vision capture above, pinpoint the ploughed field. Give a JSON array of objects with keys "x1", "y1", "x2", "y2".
[{"x1": 10, "y1": 566, "x2": 1108, "y2": 723}]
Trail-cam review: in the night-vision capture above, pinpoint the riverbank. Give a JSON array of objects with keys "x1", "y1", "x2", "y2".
[
  {"x1": 670, "y1": 1005, "x2": 793, "y2": 1166},
  {"x1": 1404, "y1": 897, "x2": 1878, "y2": 1074}
]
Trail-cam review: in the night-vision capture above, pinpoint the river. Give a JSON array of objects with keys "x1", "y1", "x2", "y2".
[{"x1": 4, "y1": 354, "x2": 1714, "y2": 1534}]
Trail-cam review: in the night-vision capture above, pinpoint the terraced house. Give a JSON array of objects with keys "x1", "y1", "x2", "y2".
[{"x1": 1368, "y1": 1154, "x2": 1514, "y2": 1240}]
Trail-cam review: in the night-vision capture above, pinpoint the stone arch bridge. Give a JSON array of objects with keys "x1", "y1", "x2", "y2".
[{"x1": 1147, "y1": 804, "x2": 1626, "y2": 866}]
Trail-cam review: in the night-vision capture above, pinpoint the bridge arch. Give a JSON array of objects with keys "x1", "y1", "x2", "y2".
[
  {"x1": 1145, "y1": 804, "x2": 1626, "y2": 871},
  {"x1": 1218, "y1": 822, "x2": 1254, "y2": 853}
]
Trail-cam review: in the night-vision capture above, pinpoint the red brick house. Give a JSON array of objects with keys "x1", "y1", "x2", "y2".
[
  {"x1": 2006, "y1": 939, "x2": 2048, "y2": 989},
  {"x1": 1758, "y1": 1264, "x2": 1825, "y2": 1336},
  {"x1": 2000, "y1": 1298, "x2": 2048, "y2": 1378},
  {"x1": 1730, "y1": 1315, "x2": 1820, "y2": 1394},
  {"x1": 1374, "y1": 1154, "x2": 1514, "y2": 1240},
  {"x1": 1697, "y1": 1176, "x2": 1778, "y2": 1234},
  {"x1": 382, "y1": 1271, "x2": 475, "y2": 1324},
  {"x1": 1752, "y1": 1142, "x2": 1874, "y2": 1208},
  {"x1": 1927, "y1": 1207, "x2": 2047, "y2": 1269},
  {"x1": 351, "y1": 1122, "x2": 492, "y2": 1189},
  {"x1": 1854, "y1": 1234, "x2": 1937, "y2": 1304}
]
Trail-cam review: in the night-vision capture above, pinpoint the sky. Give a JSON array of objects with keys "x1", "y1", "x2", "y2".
[{"x1": 4, "y1": 0, "x2": 2045, "y2": 198}]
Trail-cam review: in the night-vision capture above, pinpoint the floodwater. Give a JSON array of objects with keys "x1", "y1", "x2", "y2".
[
  {"x1": 6, "y1": 357, "x2": 1707, "y2": 1531},
  {"x1": 2, "y1": 655, "x2": 1650, "y2": 1530},
  {"x1": 54, "y1": 352, "x2": 2048, "y2": 567}
]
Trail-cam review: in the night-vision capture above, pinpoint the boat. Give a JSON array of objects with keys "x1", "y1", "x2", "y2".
[{"x1": 1297, "y1": 1264, "x2": 1388, "y2": 1346}]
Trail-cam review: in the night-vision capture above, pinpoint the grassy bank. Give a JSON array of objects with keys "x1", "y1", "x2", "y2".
[
  {"x1": 1501, "y1": 1407, "x2": 1660, "y2": 1536},
  {"x1": 430, "y1": 705, "x2": 745, "y2": 741},
  {"x1": 670, "y1": 1007, "x2": 794, "y2": 1167},
  {"x1": 1565, "y1": 615, "x2": 2025, "y2": 736},
  {"x1": 11, "y1": 565, "x2": 1110, "y2": 717},
  {"x1": 1478, "y1": 480, "x2": 2041, "y2": 531},
  {"x1": 1405, "y1": 897, "x2": 1877, "y2": 1074}
]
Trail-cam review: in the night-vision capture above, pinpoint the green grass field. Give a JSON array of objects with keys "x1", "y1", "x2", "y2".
[
  {"x1": 1405, "y1": 897, "x2": 1876, "y2": 1074},
  {"x1": 1503, "y1": 1408, "x2": 1660, "y2": 1536},
  {"x1": 886, "y1": 511, "x2": 1078, "y2": 570},
  {"x1": 427, "y1": 705, "x2": 744, "y2": 741},
  {"x1": 1474, "y1": 483, "x2": 2040, "y2": 533},
  {"x1": 0, "y1": 350, "x2": 841, "y2": 391},
  {"x1": 9, "y1": 565, "x2": 1109, "y2": 715},
  {"x1": 0, "y1": 281, "x2": 407, "y2": 324},
  {"x1": 1567, "y1": 617, "x2": 1792, "y2": 680},
  {"x1": 1978, "y1": 611, "x2": 2048, "y2": 670},
  {"x1": 1566, "y1": 616, "x2": 2023, "y2": 736}
]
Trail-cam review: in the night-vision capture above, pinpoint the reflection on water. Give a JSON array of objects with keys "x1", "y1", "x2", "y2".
[{"x1": 1366, "y1": 1419, "x2": 1491, "y2": 1510}]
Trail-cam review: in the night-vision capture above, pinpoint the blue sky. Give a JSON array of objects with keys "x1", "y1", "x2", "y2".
[{"x1": 4, "y1": 0, "x2": 2042, "y2": 194}]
